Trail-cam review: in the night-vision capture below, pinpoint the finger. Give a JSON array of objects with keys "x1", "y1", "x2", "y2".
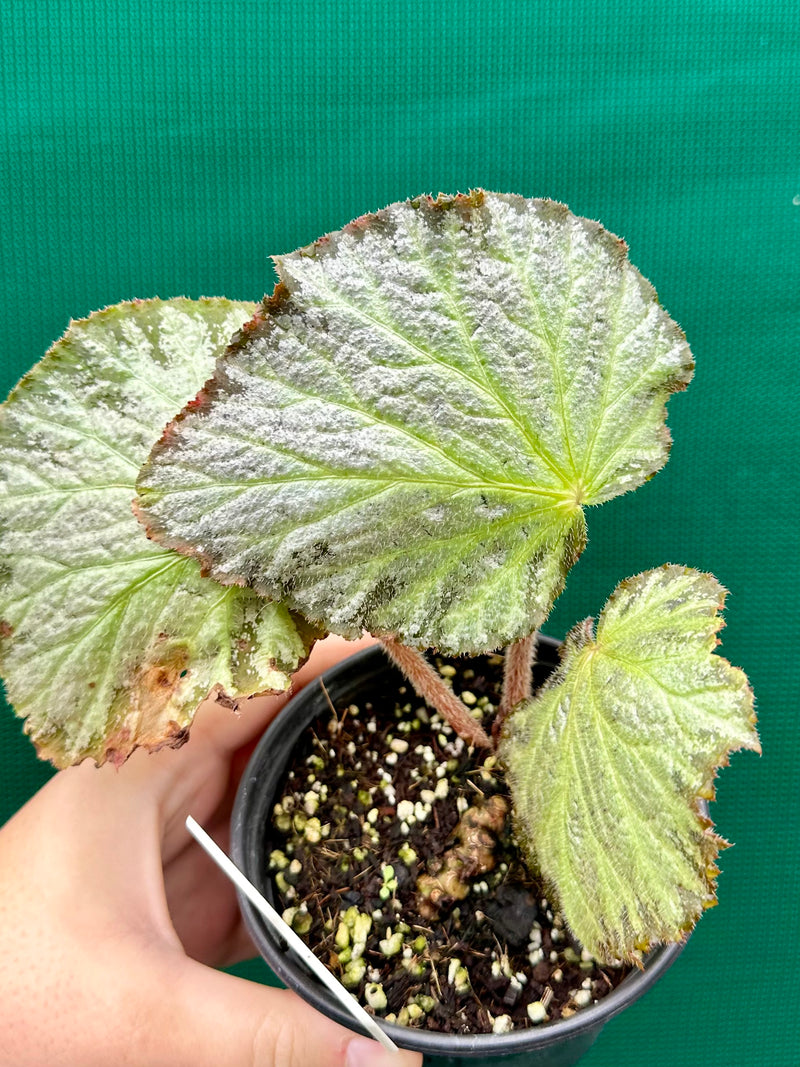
[
  {"x1": 190, "y1": 634, "x2": 378, "y2": 754},
  {"x1": 1, "y1": 790, "x2": 421, "y2": 1067},
  {"x1": 147, "y1": 959, "x2": 422, "y2": 1067}
]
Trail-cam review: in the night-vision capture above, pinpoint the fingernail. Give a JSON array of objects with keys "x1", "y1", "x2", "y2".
[{"x1": 346, "y1": 1035, "x2": 418, "y2": 1067}]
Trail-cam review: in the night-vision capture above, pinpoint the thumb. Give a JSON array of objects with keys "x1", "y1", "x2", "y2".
[{"x1": 151, "y1": 958, "x2": 423, "y2": 1067}]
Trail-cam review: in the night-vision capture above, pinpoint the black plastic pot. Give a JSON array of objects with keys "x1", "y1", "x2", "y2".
[{"x1": 231, "y1": 639, "x2": 687, "y2": 1067}]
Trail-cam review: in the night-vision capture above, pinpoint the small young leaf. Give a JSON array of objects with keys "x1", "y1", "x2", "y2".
[
  {"x1": 499, "y1": 566, "x2": 759, "y2": 963},
  {"x1": 0, "y1": 299, "x2": 318, "y2": 768},
  {"x1": 137, "y1": 192, "x2": 693, "y2": 653}
]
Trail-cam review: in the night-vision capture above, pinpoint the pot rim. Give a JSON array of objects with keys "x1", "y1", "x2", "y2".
[{"x1": 231, "y1": 639, "x2": 687, "y2": 1057}]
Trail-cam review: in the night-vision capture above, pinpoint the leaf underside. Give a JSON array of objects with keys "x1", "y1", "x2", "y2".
[
  {"x1": 499, "y1": 565, "x2": 759, "y2": 963},
  {"x1": 137, "y1": 191, "x2": 693, "y2": 653},
  {"x1": 0, "y1": 298, "x2": 318, "y2": 768}
]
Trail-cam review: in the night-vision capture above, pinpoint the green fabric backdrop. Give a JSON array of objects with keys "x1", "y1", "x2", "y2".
[{"x1": 1, "y1": 1, "x2": 797, "y2": 1063}]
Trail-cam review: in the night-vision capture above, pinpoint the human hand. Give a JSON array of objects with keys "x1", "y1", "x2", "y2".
[{"x1": 0, "y1": 635, "x2": 423, "y2": 1067}]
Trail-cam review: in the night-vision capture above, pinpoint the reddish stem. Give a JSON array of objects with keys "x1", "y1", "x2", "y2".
[
  {"x1": 492, "y1": 632, "x2": 538, "y2": 744},
  {"x1": 379, "y1": 637, "x2": 492, "y2": 750}
]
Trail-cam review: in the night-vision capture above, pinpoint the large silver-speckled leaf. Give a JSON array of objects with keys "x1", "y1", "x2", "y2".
[
  {"x1": 499, "y1": 566, "x2": 759, "y2": 963},
  {"x1": 136, "y1": 192, "x2": 693, "y2": 653},
  {"x1": 0, "y1": 299, "x2": 319, "y2": 768}
]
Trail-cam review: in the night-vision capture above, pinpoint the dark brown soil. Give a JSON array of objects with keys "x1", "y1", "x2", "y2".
[{"x1": 265, "y1": 652, "x2": 633, "y2": 1035}]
